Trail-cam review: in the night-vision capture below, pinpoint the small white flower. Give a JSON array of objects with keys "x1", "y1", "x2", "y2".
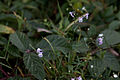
[
  {"x1": 91, "y1": 65, "x2": 94, "y2": 68},
  {"x1": 36, "y1": 48, "x2": 42, "y2": 54},
  {"x1": 78, "y1": 17, "x2": 83, "y2": 22},
  {"x1": 71, "y1": 78, "x2": 75, "y2": 80},
  {"x1": 37, "y1": 48, "x2": 43, "y2": 58},
  {"x1": 113, "y1": 74, "x2": 118, "y2": 78},
  {"x1": 49, "y1": 67, "x2": 52, "y2": 69},
  {"x1": 68, "y1": 70, "x2": 70, "y2": 73},
  {"x1": 99, "y1": 34, "x2": 103, "y2": 37},
  {"x1": 69, "y1": 11, "x2": 75, "y2": 17},
  {"x1": 76, "y1": 76, "x2": 82, "y2": 80},
  {"x1": 82, "y1": 7, "x2": 86, "y2": 10},
  {"x1": 38, "y1": 53, "x2": 43, "y2": 58},
  {"x1": 85, "y1": 13, "x2": 89, "y2": 19}
]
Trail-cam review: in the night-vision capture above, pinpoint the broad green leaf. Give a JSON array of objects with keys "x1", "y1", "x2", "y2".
[
  {"x1": 103, "y1": 52, "x2": 120, "y2": 71},
  {"x1": 109, "y1": 20, "x2": 120, "y2": 30},
  {"x1": 8, "y1": 76, "x2": 30, "y2": 80},
  {"x1": 88, "y1": 59, "x2": 105, "y2": 78},
  {"x1": 9, "y1": 32, "x2": 31, "y2": 52},
  {"x1": 104, "y1": 6, "x2": 114, "y2": 17},
  {"x1": 23, "y1": 53, "x2": 45, "y2": 80},
  {"x1": 36, "y1": 35, "x2": 70, "y2": 59},
  {"x1": 8, "y1": 45, "x2": 21, "y2": 57},
  {"x1": 116, "y1": 11, "x2": 120, "y2": 20},
  {"x1": 72, "y1": 41, "x2": 89, "y2": 53},
  {"x1": 88, "y1": 51, "x2": 120, "y2": 78},
  {"x1": 96, "y1": 29, "x2": 120, "y2": 48},
  {"x1": 0, "y1": 24, "x2": 15, "y2": 34}
]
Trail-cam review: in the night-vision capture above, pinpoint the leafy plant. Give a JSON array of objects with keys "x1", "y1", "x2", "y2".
[{"x1": 0, "y1": 0, "x2": 120, "y2": 80}]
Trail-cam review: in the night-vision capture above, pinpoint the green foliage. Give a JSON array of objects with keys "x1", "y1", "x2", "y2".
[
  {"x1": 23, "y1": 53, "x2": 45, "y2": 80},
  {"x1": 109, "y1": 20, "x2": 120, "y2": 30},
  {"x1": 8, "y1": 45, "x2": 21, "y2": 57},
  {"x1": 72, "y1": 41, "x2": 89, "y2": 53},
  {"x1": 36, "y1": 35, "x2": 70, "y2": 56},
  {"x1": 88, "y1": 52, "x2": 120, "y2": 78},
  {"x1": 88, "y1": 59, "x2": 105, "y2": 78},
  {"x1": 8, "y1": 76, "x2": 30, "y2": 80},
  {"x1": 103, "y1": 52, "x2": 120, "y2": 71},
  {"x1": 9, "y1": 32, "x2": 31, "y2": 52},
  {"x1": 0, "y1": 0, "x2": 120, "y2": 80}
]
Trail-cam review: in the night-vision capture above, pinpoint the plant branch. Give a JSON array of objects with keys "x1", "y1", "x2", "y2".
[
  {"x1": 90, "y1": 48, "x2": 120, "y2": 57},
  {"x1": 108, "y1": 48, "x2": 120, "y2": 56},
  {"x1": 0, "y1": 65, "x2": 9, "y2": 78}
]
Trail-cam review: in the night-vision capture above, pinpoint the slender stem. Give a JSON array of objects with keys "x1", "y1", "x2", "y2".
[
  {"x1": 0, "y1": 65, "x2": 9, "y2": 78},
  {"x1": 17, "y1": 66, "x2": 24, "y2": 77},
  {"x1": 108, "y1": 48, "x2": 120, "y2": 56},
  {"x1": 43, "y1": 37, "x2": 56, "y2": 55},
  {"x1": 65, "y1": 18, "x2": 79, "y2": 32},
  {"x1": 0, "y1": 62, "x2": 12, "y2": 69},
  {"x1": 29, "y1": 44, "x2": 36, "y2": 51}
]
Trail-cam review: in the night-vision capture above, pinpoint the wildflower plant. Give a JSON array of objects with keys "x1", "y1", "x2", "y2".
[{"x1": 0, "y1": 0, "x2": 120, "y2": 80}]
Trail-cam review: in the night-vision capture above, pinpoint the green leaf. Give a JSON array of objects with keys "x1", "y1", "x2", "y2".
[
  {"x1": 23, "y1": 53, "x2": 45, "y2": 80},
  {"x1": 96, "y1": 29, "x2": 120, "y2": 48},
  {"x1": 92, "y1": 1, "x2": 103, "y2": 11},
  {"x1": 104, "y1": 6, "x2": 114, "y2": 17},
  {"x1": 63, "y1": 17, "x2": 70, "y2": 29},
  {"x1": 109, "y1": 20, "x2": 120, "y2": 30},
  {"x1": 8, "y1": 76, "x2": 30, "y2": 80},
  {"x1": 36, "y1": 35, "x2": 70, "y2": 59},
  {"x1": 0, "y1": 24, "x2": 15, "y2": 34},
  {"x1": 0, "y1": 14, "x2": 16, "y2": 20},
  {"x1": 88, "y1": 59, "x2": 105, "y2": 77},
  {"x1": 8, "y1": 45, "x2": 21, "y2": 57},
  {"x1": 88, "y1": 51, "x2": 120, "y2": 78},
  {"x1": 103, "y1": 52, "x2": 120, "y2": 71},
  {"x1": 72, "y1": 41, "x2": 89, "y2": 53},
  {"x1": 116, "y1": 11, "x2": 120, "y2": 20},
  {"x1": 73, "y1": 1, "x2": 82, "y2": 10},
  {"x1": 9, "y1": 32, "x2": 31, "y2": 52},
  {"x1": 88, "y1": 25, "x2": 96, "y2": 37}
]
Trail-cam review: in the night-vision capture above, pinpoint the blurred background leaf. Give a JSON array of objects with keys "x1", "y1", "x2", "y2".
[{"x1": 0, "y1": 24, "x2": 15, "y2": 34}]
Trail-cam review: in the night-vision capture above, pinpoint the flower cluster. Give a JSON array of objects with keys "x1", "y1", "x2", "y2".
[
  {"x1": 78, "y1": 13, "x2": 89, "y2": 22},
  {"x1": 36, "y1": 48, "x2": 43, "y2": 58},
  {"x1": 69, "y1": 7, "x2": 89, "y2": 23},
  {"x1": 71, "y1": 76, "x2": 82, "y2": 80},
  {"x1": 97, "y1": 34, "x2": 104, "y2": 45}
]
